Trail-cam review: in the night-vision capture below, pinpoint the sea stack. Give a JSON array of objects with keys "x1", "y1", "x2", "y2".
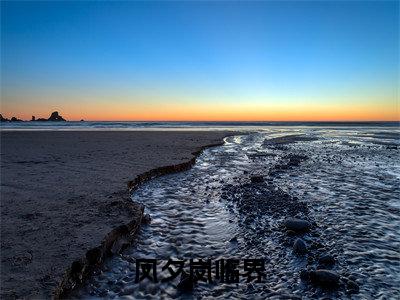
[
  {"x1": 0, "y1": 114, "x2": 9, "y2": 122},
  {"x1": 10, "y1": 117, "x2": 22, "y2": 122},
  {"x1": 47, "y1": 111, "x2": 66, "y2": 121}
]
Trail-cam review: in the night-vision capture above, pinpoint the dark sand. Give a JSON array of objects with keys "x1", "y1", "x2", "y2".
[{"x1": 0, "y1": 131, "x2": 230, "y2": 299}]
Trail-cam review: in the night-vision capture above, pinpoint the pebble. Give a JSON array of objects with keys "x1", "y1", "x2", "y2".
[
  {"x1": 284, "y1": 218, "x2": 311, "y2": 232},
  {"x1": 309, "y1": 269, "x2": 340, "y2": 288},
  {"x1": 293, "y1": 238, "x2": 307, "y2": 255},
  {"x1": 250, "y1": 175, "x2": 264, "y2": 183}
]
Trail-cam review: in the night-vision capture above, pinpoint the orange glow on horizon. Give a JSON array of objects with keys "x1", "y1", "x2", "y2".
[{"x1": 1, "y1": 101, "x2": 398, "y2": 122}]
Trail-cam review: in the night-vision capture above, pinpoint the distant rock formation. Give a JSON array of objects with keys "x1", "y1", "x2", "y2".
[
  {"x1": 36, "y1": 111, "x2": 67, "y2": 122},
  {"x1": 0, "y1": 114, "x2": 9, "y2": 122},
  {"x1": 10, "y1": 117, "x2": 23, "y2": 122},
  {"x1": 47, "y1": 111, "x2": 66, "y2": 121},
  {"x1": 1, "y1": 111, "x2": 67, "y2": 122},
  {"x1": 0, "y1": 114, "x2": 20, "y2": 122}
]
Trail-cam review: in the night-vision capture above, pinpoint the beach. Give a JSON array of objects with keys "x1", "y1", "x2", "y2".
[
  {"x1": 1, "y1": 0, "x2": 398, "y2": 298},
  {"x1": 0, "y1": 130, "x2": 231, "y2": 299}
]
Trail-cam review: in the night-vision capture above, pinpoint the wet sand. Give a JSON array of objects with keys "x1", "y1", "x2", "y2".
[{"x1": 0, "y1": 131, "x2": 231, "y2": 299}]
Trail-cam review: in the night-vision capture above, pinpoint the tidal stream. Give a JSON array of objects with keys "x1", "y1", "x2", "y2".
[{"x1": 75, "y1": 127, "x2": 400, "y2": 299}]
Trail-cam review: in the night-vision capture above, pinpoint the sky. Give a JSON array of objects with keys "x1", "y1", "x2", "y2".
[{"x1": 1, "y1": 1, "x2": 399, "y2": 121}]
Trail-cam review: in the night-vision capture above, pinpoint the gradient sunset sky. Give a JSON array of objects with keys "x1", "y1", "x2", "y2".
[{"x1": 1, "y1": 1, "x2": 399, "y2": 121}]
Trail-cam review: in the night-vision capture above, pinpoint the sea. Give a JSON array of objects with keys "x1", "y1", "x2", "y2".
[{"x1": 0, "y1": 121, "x2": 399, "y2": 131}]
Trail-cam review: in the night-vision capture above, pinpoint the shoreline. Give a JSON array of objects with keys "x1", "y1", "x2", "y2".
[{"x1": 0, "y1": 131, "x2": 235, "y2": 299}]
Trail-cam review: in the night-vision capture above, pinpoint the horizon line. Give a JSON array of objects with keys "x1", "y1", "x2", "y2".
[{"x1": 2, "y1": 119, "x2": 399, "y2": 123}]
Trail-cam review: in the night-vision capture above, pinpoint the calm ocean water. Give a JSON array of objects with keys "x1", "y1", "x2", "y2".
[{"x1": 0, "y1": 121, "x2": 399, "y2": 131}]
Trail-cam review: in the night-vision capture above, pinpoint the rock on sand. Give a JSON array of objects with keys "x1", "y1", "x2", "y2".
[{"x1": 284, "y1": 218, "x2": 311, "y2": 232}]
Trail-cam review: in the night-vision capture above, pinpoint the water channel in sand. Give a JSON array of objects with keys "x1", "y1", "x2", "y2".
[{"x1": 75, "y1": 126, "x2": 400, "y2": 299}]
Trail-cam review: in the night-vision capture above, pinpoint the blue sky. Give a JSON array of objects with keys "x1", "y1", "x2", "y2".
[{"x1": 1, "y1": 1, "x2": 399, "y2": 121}]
